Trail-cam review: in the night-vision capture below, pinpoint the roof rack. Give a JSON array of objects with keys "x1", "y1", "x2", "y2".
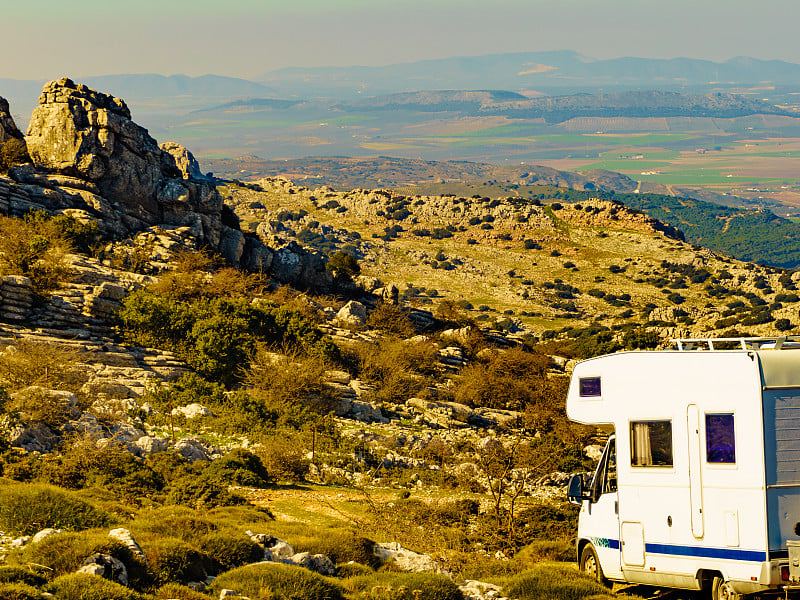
[{"x1": 671, "y1": 336, "x2": 800, "y2": 351}]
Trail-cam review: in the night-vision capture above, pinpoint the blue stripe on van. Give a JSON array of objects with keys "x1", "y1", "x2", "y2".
[
  {"x1": 590, "y1": 537, "x2": 620, "y2": 550},
  {"x1": 645, "y1": 543, "x2": 765, "y2": 562},
  {"x1": 588, "y1": 539, "x2": 766, "y2": 562}
]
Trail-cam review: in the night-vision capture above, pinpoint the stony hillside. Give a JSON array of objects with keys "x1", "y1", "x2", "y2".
[
  {"x1": 225, "y1": 177, "x2": 800, "y2": 345},
  {"x1": 0, "y1": 78, "x2": 793, "y2": 600}
]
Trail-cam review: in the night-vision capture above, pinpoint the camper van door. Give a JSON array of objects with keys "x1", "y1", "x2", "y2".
[{"x1": 581, "y1": 436, "x2": 623, "y2": 580}]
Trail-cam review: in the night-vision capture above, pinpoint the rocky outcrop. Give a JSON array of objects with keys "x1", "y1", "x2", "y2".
[
  {"x1": 25, "y1": 79, "x2": 230, "y2": 244},
  {"x1": 0, "y1": 97, "x2": 25, "y2": 143},
  {"x1": 160, "y1": 141, "x2": 211, "y2": 181}
]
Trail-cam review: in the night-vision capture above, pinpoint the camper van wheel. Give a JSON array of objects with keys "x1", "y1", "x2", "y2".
[
  {"x1": 579, "y1": 544, "x2": 609, "y2": 587},
  {"x1": 710, "y1": 576, "x2": 740, "y2": 600}
]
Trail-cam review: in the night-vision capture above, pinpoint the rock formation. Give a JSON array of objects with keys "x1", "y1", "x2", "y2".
[
  {"x1": 160, "y1": 141, "x2": 211, "y2": 181},
  {"x1": 25, "y1": 78, "x2": 228, "y2": 238},
  {"x1": 0, "y1": 97, "x2": 25, "y2": 143}
]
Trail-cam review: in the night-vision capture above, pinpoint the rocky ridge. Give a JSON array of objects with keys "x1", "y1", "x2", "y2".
[{"x1": 0, "y1": 79, "x2": 330, "y2": 289}]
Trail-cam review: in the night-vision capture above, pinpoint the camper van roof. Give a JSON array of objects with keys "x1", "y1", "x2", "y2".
[
  {"x1": 671, "y1": 336, "x2": 800, "y2": 351},
  {"x1": 669, "y1": 337, "x2": 800, "y2": 388}
]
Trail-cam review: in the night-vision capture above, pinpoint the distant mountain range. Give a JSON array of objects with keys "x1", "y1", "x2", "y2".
[
  {"x1": 336, "y1": 90, "x2": 793, "y2": 122},
  {"x1": 258, "y1": 51, "x2": 800, "y2": 98}
]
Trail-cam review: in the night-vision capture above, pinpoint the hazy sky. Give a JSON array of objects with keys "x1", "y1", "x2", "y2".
[{"x1": 3, "y1": 0, "x2": 799, "y2": 80}]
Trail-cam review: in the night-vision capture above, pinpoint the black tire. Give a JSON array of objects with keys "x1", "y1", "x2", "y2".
[
  {"x1": 579, "y1": 543, "x2": 610, "y2": 588},
  {"x1": 711, "y1": 575, "x2": 740, "y2": 600}
]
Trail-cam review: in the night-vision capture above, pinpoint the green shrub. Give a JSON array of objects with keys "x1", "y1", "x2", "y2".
[
  {"x1": 242, "y1": 350, "x2": 338, "y2": 428},
  {"x1": 0, "y1": 138, "x2": 31, "y2": 172},
  {"x1": 344, "y1": 572, "x2": 463, "y2": 600},
  {"x1": 165, "y1": 473, "x2": 246, "y2": 509},
  {"x1": 144, "y1": 538, "x2": 211, "y2": 586},
  {"x1": 203, "y1": 448, "x2": 272, "y2": 488},
  {"x1": 516, "y1": 540, "x2": 575, "y2": 562},
  {"x1": 0, "y1": 582, "x2": 46, "y2": 600},
  {"x1": 293, "y1": 531, "x2": 379, "y2": 568},
  {"x1": 453, "y1": 347, "x2": 559, "y2": 413},
  {"x1": 0, "y1": 212, "x2": 75, "y2": 296},
  {"x1": 327, "y1": 250, "x2": 360, "y2": 281},
  {"x1": 0, "y1": 338, "x2": 87, "y2": 394},
  {"x1": 504, "y1": 565, "x2": 614, "y2": 600},
  {"x1": 210, "y1": 562, "x2": 344, "y2": 600},
  {"x1": 0, "y1": 565, "x2": 48, "y2": 587},
  {"x1": 335, "y1": 562, "x2": 374, "y2": 577},
  {"x1": 16, "y1": 530, "x2": 143, "y2": 583},
  {"x1": 119, "y1": 293, "x2": 336, "y2": 385},
  {"x1": 199, "y1": 531, "x2": 265, "y2": 571},
  {"x1": 253, "y1": 434, "x2": 311, "y2": 481},
  {"x1": 38, "y1": 438, "x2": 165, "y2": 502},
  {"x1": 153, "y1": 582, "x2": 210, "y2": 599},
  {"x1": 130, "y1": 506, "x2": 217, "y2": 541},
  {"x1": 0, "y1": 483, "x2": 112, "y2": 536},
  {"x1": 356, "y1": 338, "x2": 439, "y2": 404},
  {"x1": 44, "y1": 573, "x2": 145, "y2": 600},
  {"x1": 367, "y1": 303, "x2": 415, "y2": 337}
]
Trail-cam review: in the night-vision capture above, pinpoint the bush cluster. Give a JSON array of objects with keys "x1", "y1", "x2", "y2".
[{"x1": 119, "y1": 291, "x2": 337, "y2": 385}]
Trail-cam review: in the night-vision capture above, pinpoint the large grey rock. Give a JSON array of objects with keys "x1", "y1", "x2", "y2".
[
  {"x1": 288, "y1": 551, "x2": 335, "y2": 576},
  {"x1": 109, "y1": 528, "x2": 146, "y2": 564},
  {"x1": 174, "y1": 436, "x2": 220, "y2": 462},
  {"x1": 26, "y1": 78, "x2": 165, "y2": 216},
  {"x1": 336, "y1": 301, "x2": 367, "y2": 327},
  {"x1": 374, "y1": 542, "x2": 447, "y2": 574},
  {"x1": 32, "y1": 528, "x2": 63, "y2": 544},
  {"x1": 246, "y1": 532, "x2": 294, "y2": 559},
  {"x1": 132, "y1": 435, "x2": 169, "y2": 455},
  {"x1": 172, "y1": 403, "x2": 212, "y2": 419},
  {"x1": 78, "y1": 553, "x2": 128, "y2": 585},
  {"x1": 24, "y1": 78, "x2": 230, "y2": 258},
  {"x1": 160, "y1": 141, "x2": 210, "y2": 181},
  {"x1": 5, "y1": 421, "x2": 59, "y2": 453}
]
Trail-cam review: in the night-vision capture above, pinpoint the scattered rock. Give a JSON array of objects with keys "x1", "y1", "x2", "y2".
[
  {"x1": 78, "y1": 553, "x2": 128, "y2": 586},
  {"x1": 32, "y1": 528, "x2": 63, "y2": 544},
  {"x1": 374, "y1": 542, "x2": 447, "y2": 574},
  {"x1": 172, "y1": 403, "x2": 213, "y2": 419},
  {"x1": 288, "y1": 551, "x2": 336, "y2": 576},
  {"x1": 109, "y1": 528, "x2": 146, "y2": 564},
  {"x1": 335, "y1": 300, "x2": 367, "y2": 327}
]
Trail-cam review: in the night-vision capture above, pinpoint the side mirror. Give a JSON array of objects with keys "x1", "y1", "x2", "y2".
[{"x1": 567, "y1": 473, "x2": 586, "y2": 505}]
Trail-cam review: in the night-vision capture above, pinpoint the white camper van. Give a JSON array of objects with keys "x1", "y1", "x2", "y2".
[{"x1": 566, "y1": 337, "x2": 800, "y2": 599}]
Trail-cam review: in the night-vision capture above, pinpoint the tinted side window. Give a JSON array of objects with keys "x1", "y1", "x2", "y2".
[
  {"x1": 579, "y1": 377, "x2": 601, "y2": 397},
  {"x1": 706, "y1": 413, "x2": 735, "y2": 464},
  {"x1": 630, "y1": 420, "x2": 673, "y2": 467}
]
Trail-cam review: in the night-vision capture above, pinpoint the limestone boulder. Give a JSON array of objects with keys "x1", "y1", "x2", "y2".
[
  {"x1": 109, "y1": 528, "x2": 147, "y2": 564},
  {"x1": 26, "y1": 78, "x2": 166, "y2": 216},
  {"x1": 78, "y1": 553, "x2": 128, "y2": 585},
  {"x1": 32, "y1": 528, "x2": 64, "y2": 544},
  {"x1": 336, "y1": 300, "x2": 367, "y2": 327},
  {"x1": 160, "y1": 141, "x2": 211, "y2": 181},
  {"x1": 288, "y1": 551, "x2": 336, "y2": 576},
  {"x1": 172, "y1": 403, "x2": 213, "y2": 419},
  {"x1": 374, "y1": 542, "x2": 447, "y2": 574},
  {"x1": 24, "y1": 78, "x2": 229, "y2": 257}
]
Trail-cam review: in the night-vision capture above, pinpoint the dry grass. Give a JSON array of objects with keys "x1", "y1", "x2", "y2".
[{"x1": 0, "y1": 339, "x2": 88, "y2": 394}]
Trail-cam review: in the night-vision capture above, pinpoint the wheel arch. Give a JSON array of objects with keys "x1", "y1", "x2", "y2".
[
  {"x1": 576, "y1": 538, "x2": 590, "y2": 566},
  {"x1": 696, "y1": 569, "x2": 725, "y2": 592}
]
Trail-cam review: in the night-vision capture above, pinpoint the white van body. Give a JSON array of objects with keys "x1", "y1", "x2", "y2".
[{"x1": 566, "y1": 338, "x2": 800, "y2": 596}]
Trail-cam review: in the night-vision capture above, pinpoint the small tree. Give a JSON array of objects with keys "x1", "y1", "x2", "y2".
[{"x1": 326, "y1": 250, "x2": 360, "y2": 282}]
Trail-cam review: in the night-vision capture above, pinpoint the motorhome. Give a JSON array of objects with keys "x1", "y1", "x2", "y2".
[{"x1": 566, "y1": 338, "x2": 800, "y2": 599}]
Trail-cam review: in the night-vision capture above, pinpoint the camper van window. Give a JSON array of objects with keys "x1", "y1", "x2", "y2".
[
  {"x1": 630, "y1": 420, "x2": 673, "y2": 467},
  {"x1": 579, "y1": 377, "x2": 601, "y2": 397},
  {"x1": 590, "y1": 438, "x2": 617, "y2": 499},
  {"x1": 706, "y1": 413, "x2": 735, "y2": 464}
]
